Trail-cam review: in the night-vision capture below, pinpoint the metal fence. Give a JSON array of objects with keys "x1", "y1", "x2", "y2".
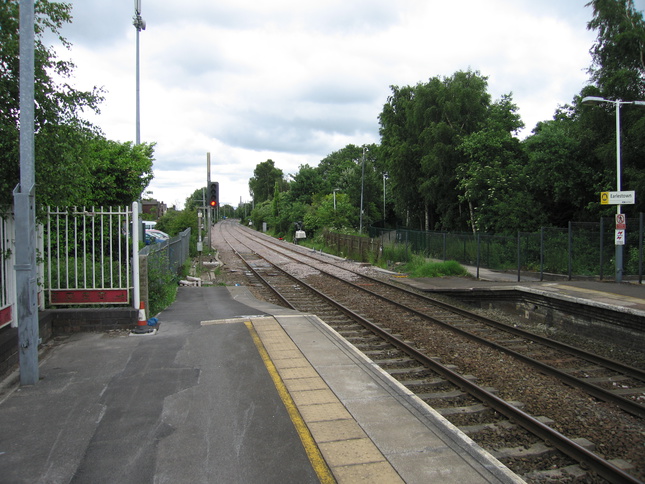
[
  {"x1": 44, "y1": 206, "x2": 132, "y2": 305},
  {"x1": 140, "y1": 227, "x2": 191, "y2": 276},
  {"x1": 370, "y1": 214, "x2": 645, "y2": 282},
  {"x1": 323, "y1": 231, "x2": 383, "y2": 261}
]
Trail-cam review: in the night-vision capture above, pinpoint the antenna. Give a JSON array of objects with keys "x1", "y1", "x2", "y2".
[{"x1": 134, "y1": 0, "x2": 141, "y2": 15}]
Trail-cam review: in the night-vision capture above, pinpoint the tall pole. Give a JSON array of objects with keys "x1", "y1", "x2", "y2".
[
  {"x1": 582, "y1": 96, "x2": 645, "y2": 282},
  {"x1": 207, "y1": 152, "x2": 211, "y2": 247},
  {"x1": 15, "y1": 0, "x2": 39, "y2": 385},
  {"x1": 135, "y1": 28, "x2": 140, "y2": 144},
  {"x1": 359, "y1": 146, "x2": 366, "y2": 234},
  {"x1": 615, "y1": 101, "x2": 623, "y2": 283},
  {"x1": 383, "y1": 173, "x2": 388, "y2": 227},
  {"x1": 133, "y1": 1, "x2": 145, "y2": 145}
]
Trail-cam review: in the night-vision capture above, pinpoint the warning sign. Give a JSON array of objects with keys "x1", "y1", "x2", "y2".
[{"x1": 616, "y1": 214, "x2": 626, "y2": 230}]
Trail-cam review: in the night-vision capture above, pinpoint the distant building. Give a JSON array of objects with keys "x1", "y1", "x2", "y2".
[{"x1": 142, "y1": 199, "x2": 167, "y2": 219}]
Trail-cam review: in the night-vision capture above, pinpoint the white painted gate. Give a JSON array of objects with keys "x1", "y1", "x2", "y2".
[
  {"x1": 0, "y1": 214, "x2": 16, "y2": 328},
  {"x1": 44, "y1": 206, "x2": 133, "y2": 305}
]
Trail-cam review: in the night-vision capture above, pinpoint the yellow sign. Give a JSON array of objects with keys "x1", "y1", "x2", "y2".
[{"x1": 600, "y1": 192, "x2": 609, "y2": 204}]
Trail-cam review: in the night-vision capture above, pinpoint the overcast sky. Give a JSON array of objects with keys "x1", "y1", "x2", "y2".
[{"x1": 52, "y1": 0, "x2": 644, "y2": 209}]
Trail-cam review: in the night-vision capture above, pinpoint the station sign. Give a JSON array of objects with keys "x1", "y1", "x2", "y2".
[{"x1": 600, "y1": 191, "x2": 635, "y2": 205}]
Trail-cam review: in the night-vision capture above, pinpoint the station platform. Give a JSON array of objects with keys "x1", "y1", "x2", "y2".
[
  {"x1": 0, "y1": 286, "x2": 524, "y2": 484},
  {"x1": 394, "y1": 265, "x2": 645, "y2": 316}
]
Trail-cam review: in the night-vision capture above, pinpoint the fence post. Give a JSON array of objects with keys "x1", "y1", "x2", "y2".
[
  {"x1": 442, "y1": 233, "x2": 446, "y2": 261},
  {"x1": 517, "y1": 231, "x2": 521, "y2": 282},
  {"x1": 132, "y1": 201, "x2": 140, "y2": 309},
  {"x1": 638, "y1": 212, "x2": 643, "y2": 284},
  {"x1": 568, "y1": 221, "x2": 573, "y2": 281},
  {"x1": 540, "y1": 227, "x2": 544, "y2": 281},
  {"x1": 476, "y1": 233, "x2": 480, "y2": 280},
  {"x1": 600, "y1": 217, "x2": 604, "y2": 281}
]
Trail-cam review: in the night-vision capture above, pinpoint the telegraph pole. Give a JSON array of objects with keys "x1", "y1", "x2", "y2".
[
  {"x1": 207, "y1": 153, "x2": 211, "y2": 248},
  {"x1": 14, "y1": 0, "x2": 39, "y2": 385},
  {"x1": 133, "y1": 0, "x2": 146, "y2": 145}
]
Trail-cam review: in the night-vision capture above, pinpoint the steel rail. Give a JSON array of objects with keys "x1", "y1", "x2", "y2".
[
  {"x1": 224, "y1": 225, "x2": 641, "y2": 484},
  {"x1": 240, "y1": 227, "x2": 645, "y2": 419}
]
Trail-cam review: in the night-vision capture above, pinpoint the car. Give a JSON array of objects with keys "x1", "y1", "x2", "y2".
[
  {"x1": 146, "y1": 229, "x2": 169, "y2": 240},
  {"x1": 145, "y1": 230, "x2": 169, "y2": 245}
]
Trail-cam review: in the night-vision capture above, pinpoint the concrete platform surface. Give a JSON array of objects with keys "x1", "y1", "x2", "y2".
[
  {"x1": 0, "y1": 286, "x2": 524, "y2": 483},
  {"x1": 395, "y1": 266, "x2": 645, "y2": 315}
]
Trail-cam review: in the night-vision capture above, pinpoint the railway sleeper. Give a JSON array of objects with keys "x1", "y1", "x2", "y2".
[
  {"x1": 361, "y1": 349, "x2": 406, "y2": 359},
  {"x1": 351, "y1": 341, "x2": 392, "y2": 350},
  {"x1": 344, "y1": 335, "x2": 388, "y2": 345},
  {"x1": 435, "y1": 403, "x2": 497, "y2": 422},
  {"x1": 462, "y1": 415, "x2": 556, "y2": 437},
  {"x1": 491, "y1": 437, "x2": 595, "y2": 461},
  {"x1": 610, "y1": 386, "x2": 645, "y2": 396},
  {"x1": 525, "y1": 355, "x2": 582, "y2": 367},
  {"x1": 525, "y1": 457, "x2": 634, "y2": 484},
  {"x1": 494, "y1": 338, "x2": 530, "y2": 347},
  {"x1": 372, "y1": 357, "x2": 420, "y2": 368},
  {"x1": 417, "y1": 389, "x2": 468, "y2": 403},
  {"x1": 437, "y1": 400, "x2": 525, "y2": 417},
  {"x1": 404, "y1": 374, "x2": 478, "y2": 390},
  {"x1": 418, "y1": 386, "x2": 499, "y2": 402},
  {"x1": 524, "y1": 464, "x2": 589, "y2": 482},
  {"x1": 385, "y1": 367, "x2": 434, "y2": 379},
  {"x1": 565, "y1": 366, "x2": 621, "y2": 377},
  {"x1": 582, "y1": 374, "x2": 632, "y2": 383}
]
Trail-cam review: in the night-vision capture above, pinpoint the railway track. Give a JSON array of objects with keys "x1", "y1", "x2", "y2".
[{"x1": 214, "y1": 221, "x2": 645, "y2": 484}]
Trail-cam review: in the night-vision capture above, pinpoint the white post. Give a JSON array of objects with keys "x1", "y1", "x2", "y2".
[
  {"x1": 615, "y1": 101, "x2": 623, "y2": 283},
  {"x1": 132, "y1": 201, "x2": 140, "y2": 308}
]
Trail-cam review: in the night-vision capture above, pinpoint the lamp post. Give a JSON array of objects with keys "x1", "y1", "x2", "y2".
[
  {"x1": 582, "y1": 96, "x2": 645, "y2": 282},
  {"x1": 383, "y1": 172, "x2": 388, "y2": 227},
  {"x1": 133, "y1": 0, "x2": 146, "y2": 145}
]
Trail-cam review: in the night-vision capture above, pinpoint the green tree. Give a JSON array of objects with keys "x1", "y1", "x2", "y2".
[
  {"x1": 249, "y1": 159, "x2": 286, "y2": 205},
  {"x1": 523, "y1": 103, "x2": 604, "y2": 224},
  {"x1": 317, "y1": 145, "x2": 363, "y2": 194},
  {"x1": 585, "y1": 0, "x2": 645, "y2": 214},
  {"x1": 250, "y1": 200, "x2": 273, "y2": 232},
  {"x1": 587, "y1": 0, "x2": 645, "y2": 100},
  {"x1": 0, "y1": 0, "x2": 105, "y2": 207},
  {"x1": 304, "y1": 192, "x2": 356, "y2": 234},
  {"x1": 184, "y1": 187, "x2": 207, "y2": 211},
  {"x1": 379, "y1": 70, "x2": 492, "y2": 231},
  {"x1": 83, "y1": 137, "x2": 155, "y2": 206},
  {"x1": 456, "y1": 94, "x2": 544, "y2": 233},
  {"x1": 286, "y1": 164, "x2": 324, "y2": 205}
]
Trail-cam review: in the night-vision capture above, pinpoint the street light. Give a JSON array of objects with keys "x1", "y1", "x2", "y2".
[
  {"x1": 133, "y1": 0, "x2": 146, "y2": 145},
  {"x1": 383, "y1": 172, "x2": 388, "y2": 227},
  {"x1": 581, "y1": 95, "x2": 645, "y2": 282}
]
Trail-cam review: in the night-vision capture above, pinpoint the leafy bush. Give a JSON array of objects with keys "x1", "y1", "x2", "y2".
[{"x1": 402, "y1": 255, "x2": 469, "y2": 278}]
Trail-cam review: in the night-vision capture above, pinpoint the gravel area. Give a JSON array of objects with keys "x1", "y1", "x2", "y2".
[{"x1": 211, "y1": 222, "x2": 645, "y2": 482}]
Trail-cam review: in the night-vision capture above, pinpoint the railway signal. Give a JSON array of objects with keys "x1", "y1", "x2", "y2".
[{"x1": 209, "y1": 182, "x2": 219, "y2": 207}]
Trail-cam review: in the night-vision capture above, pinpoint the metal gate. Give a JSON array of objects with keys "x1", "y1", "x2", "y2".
[
  {"x1": 0, "y1": 214, "x2": 15, "y2": 328},
  {"x1": 45, "y1": 207, "x2": 132, "y2": 305}
]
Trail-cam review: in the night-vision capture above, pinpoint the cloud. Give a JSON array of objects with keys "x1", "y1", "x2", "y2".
[{"x1": 51, "y1": 0, "x2": 643, "y2": 208}]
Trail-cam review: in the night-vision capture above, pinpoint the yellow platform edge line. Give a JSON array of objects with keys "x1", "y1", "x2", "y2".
[{"x1": 245, "y1": 320, "x2": 336, "y2": 484}]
